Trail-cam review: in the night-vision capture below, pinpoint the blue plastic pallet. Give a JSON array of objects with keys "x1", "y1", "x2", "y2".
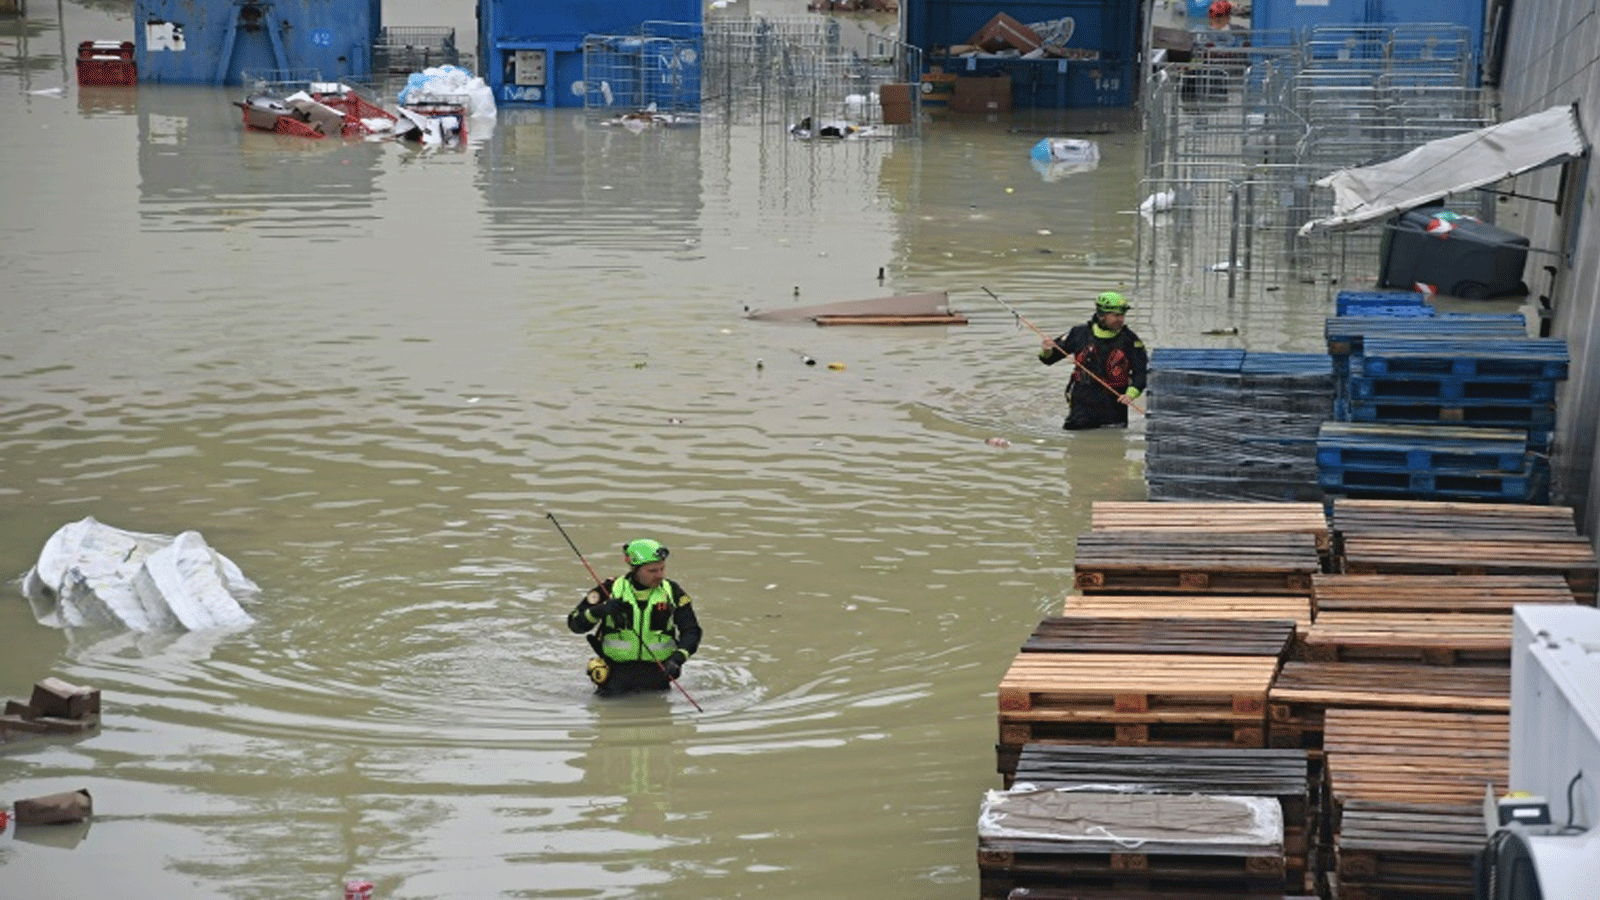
[
  {"x1": 1335, "y1": 290, "x2": 1436, "y2": 318},
  {"x1": 1341, "y1": 401, "x2": 1556, "y2": 430},
  {"x1": 1345, "y1": 374, "x2": 1559, "y2": 404},
  {"x1": 1150, "y1": 348, "x2": 1246, "y2": 373},
  {"x1": 1317, "y1": 467, "x2": 1542, "y2": 500},
  {"x1": 1317, "y1": 421, "x2": 1531, "y2": 472},
  {"x1": 1355, "y1": 337, "x2": 1570, "y2": 380},
  {"x1": 1325, "y1": 314, "x2": 1528, "y2": 354}
]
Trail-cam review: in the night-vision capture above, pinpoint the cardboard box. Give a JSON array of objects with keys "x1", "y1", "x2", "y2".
[
  {"x1": 950, "y1": 76, "x2": 1012, "y2": 113},
  {"x1": 29, "y1": 677, "x2": 98, "y2": 720},
  {"x1": 14, "y1": 789, "x2": 93, "y2": 825},
  {"x1": 879, "y1": 83, "x2": 914, "y2": 124},
  {"x1": 968, "y1": 12, "x2": 1044, "y2": 54}
]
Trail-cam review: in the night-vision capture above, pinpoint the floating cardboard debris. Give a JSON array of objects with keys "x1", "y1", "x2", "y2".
[
  {"x1": 14, "y1": 789, "x2": 93, "y2": 825},
  {"x1": 747, "y1": 292, "x2": 967, "y2": 326},
  {"x1": 1, "y1": 676, "x2": 102, "y2": 745}
]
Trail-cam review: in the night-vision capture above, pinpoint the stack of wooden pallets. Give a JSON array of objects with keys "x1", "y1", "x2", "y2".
[
  {"x1": 986, "y1": 502, "x2": 1328, "y2": 897},
  {"x1": 1321, "y1": 709, "x2": 1509, "y2": 900},
  {"x1": 982, "y1": 498, "x2": 1597, "y2": 899}
]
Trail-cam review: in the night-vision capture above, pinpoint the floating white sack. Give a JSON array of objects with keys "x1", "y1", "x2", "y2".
[{"x1": 21, "y1": 517, "x2": 258, "y2": 633}]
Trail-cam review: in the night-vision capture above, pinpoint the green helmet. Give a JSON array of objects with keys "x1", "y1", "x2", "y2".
[
  {"x1": 1095, "y1": 291, "x2": 1130, "y2": 314},
  {"x1": 623, "y1": 538, "x2": 670, "y2": 566}
]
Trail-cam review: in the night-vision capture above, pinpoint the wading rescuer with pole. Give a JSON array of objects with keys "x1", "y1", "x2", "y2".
[
  {"x1": 987, "y1": 288, "x2": 1148, "y2": 430},
  {"x1": 553, "y1": 519, "x2": 703, "y2": 706}
]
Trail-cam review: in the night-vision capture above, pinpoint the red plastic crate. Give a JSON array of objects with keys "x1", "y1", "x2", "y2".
[{"x1": 76, "y1": 57, "x2": 137, "y2": 86}]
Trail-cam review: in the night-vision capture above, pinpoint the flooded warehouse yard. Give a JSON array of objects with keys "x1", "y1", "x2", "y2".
[{"x1": 0, "y1": 1, "x2": 1389, "y2": 899}]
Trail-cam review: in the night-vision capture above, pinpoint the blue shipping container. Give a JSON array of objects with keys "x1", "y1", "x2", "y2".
[
  {"x1": 135, "y1": 0, "x2": 380, "y2": 85},
  {"x1": 901, "y1": 0, "x2": 1138, "y2": 108},
  {"x1": 480, "y1": 0, "x2": 701, "y2": 107}
]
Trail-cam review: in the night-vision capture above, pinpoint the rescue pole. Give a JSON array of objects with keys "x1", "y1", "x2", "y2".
[
  {"x1": 981, "y1": 286, "x2": 1147, "y2": 415},
  {"x1": 546, "y1": 513, "x2": 704, "y2": 713}
]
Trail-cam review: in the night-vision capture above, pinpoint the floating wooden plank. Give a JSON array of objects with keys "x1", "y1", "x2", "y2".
[
  {"x1": 1330, "y1": 498, "x2": 1578, "y2": 540},
  {"x1": 1061, "y1": 594, "x2": 1313, "y2": 636},
  {"x1": 1090, "y1": 501, "x2": 1331, "y2": 552},
  {"x1": 1311, "y1": 573, "x2": 1576, "y2": 614},
  {"x1": 1023, "y1": 617, "x2": 1295, "y2": 657},
  {"x1": 746, "y1": 291, "x2": 957, "y2": 322},
  {"x1": 1340, "y1": 535, "x2": 1598, "y2": 604},
  {"x1": 812, "y1": 312, "x2": 968, "y2": 326},
  {"x1": 1075, "y1": 532, "x2": 1322, "y2": 595},
  {"x1": 1298, "y1": 612, "x2": 1511, "y2": 666}
]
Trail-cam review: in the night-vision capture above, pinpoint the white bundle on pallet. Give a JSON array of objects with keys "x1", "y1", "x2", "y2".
[{"x1": 21, "y1": 516, "x2": 258, "y2": 632}]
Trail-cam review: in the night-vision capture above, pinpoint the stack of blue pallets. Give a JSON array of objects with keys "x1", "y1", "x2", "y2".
[
  {"x1": 1316, "y1": 422, "x2": 1546, "y2": 502},
  {"x1": 1318, "y1": 290, "x2": 1566, "y2": 503},
  {"x1": 1145, "y1": 349, "x2": 1333, "y2": 501}
]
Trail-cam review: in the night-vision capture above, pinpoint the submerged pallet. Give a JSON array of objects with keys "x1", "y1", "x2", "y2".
[
  {"x1": 1310, "y1": 573, "x2": 1577, "y2": 614},
  {"x1": 1075, "y1": 532, "x2": 1323, "y2": 595},
  {"x1": 1023, "y1": 617, "x2": 1295, "y2": 657},
  {"x1": 1298, "y1": 612, "x2": 1510, "y2": 666},
  {"x1": 1267, "y1": 661, "x2": 1509, "y2": 749}
]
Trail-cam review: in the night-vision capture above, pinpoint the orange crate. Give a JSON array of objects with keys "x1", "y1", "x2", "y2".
[{"x1": 76, "y1": 40, "x2": 136, "y2": 86}]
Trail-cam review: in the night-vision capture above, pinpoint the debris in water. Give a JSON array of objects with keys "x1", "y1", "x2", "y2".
[{"x1": 985, "y1": 437, "x2": 1012, "y2": 448}]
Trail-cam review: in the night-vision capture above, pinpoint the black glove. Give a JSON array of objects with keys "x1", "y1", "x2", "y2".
[
  {"x1": 661, "y1": 650, "x2": 687, "y2": 680},
  {"x1": 596, "y1": 597, "x2": 629, "y2": 622}
]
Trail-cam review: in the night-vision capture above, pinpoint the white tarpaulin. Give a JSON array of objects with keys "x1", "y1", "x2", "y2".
[
  {"x1": 21, "y1": 517, "x2": 258, "y2": 632},
  {"x1": 1299, "y1": 104, "x2": 1588, "y2": 236}
]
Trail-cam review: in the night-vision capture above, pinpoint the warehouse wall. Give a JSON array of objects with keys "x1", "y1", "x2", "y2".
[{"x1": 1495, "y1": 0, "x2": 1600, "y2": 536}]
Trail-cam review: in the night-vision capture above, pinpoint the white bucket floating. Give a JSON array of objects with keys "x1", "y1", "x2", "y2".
[{"x1": 1030, "y1": 137, "x2": 1100, "y2": 164}]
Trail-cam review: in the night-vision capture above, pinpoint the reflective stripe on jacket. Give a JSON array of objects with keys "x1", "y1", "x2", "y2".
[{"x1": 598, "y1": 579, "x2": 680, "y2": 663}]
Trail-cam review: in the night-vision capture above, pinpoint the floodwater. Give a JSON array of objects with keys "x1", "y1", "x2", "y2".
[{"x1": 0, "y1": 3, "x2": 1210, "y2": 900}]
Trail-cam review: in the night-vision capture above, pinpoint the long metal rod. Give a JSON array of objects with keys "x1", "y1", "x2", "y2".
[
  {"x1": 981, "y1": 287, "x2": 1147, "y2": 416},
  {"x1": 546, "y1": 513, "x2": 704, "y2": 712}
]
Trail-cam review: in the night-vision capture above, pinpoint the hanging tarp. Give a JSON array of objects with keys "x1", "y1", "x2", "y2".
[{"x1": 1299, "y1": 104, "x2": 1589, "y2": 236}]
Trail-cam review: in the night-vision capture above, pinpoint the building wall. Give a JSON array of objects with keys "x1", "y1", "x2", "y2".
[{"x1": 1496, "y1": 0, "x2": 1600, "y2": 535}]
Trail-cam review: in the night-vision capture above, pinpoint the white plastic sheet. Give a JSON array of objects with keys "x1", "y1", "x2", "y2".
[
  {"x1": 21, "y1": 516, "x2": 258, "y2": 632},
  {"x1": 1300, "y1": 104, "x2": 1588, "y2": 235}
]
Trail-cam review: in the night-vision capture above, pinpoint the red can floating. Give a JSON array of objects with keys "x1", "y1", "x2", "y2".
[{"x1": 344, "y1": 880, "x2": 374, "y2": 900}]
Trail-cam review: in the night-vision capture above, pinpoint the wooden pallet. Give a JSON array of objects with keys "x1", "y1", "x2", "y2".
[
  {"x1": 1023, "y1": 617, "x2": 1296, "y2": 657},
  {"x1": 1310, "y1": 573, "x2": 1576, "y2": 614},
  {"x1": 993, "y1": 889, "x2": 1319, "y2": 900},
  {"x1": 1332, "y1": 800, "x2": 1484, "y2": 899},
  {"x1": 1297, "y1": 612, "x2": 1510, "y2": 666},
  {"x1": 1090, "y1": 501, "x2": 1332, "y2": 553},
  {"x1": 1061, "y1": 594, "x2": 1313, "y2": 636},
  {"x1": 1075, "y1": 532, "x2": 1323, "y2": 595},
  {"x1": 1000, "y1": 653, "x2": 1277, "y2": 715},
  {"x1": 1330, "y1": 498, "x2": 1578, "y2": 540},
  {"x1": 1267, "y1": 662, "x2": 1508, "y2": 749},
  {"x1": 1323, "y1": 709, "x2": 1508, "y2": 811},
  {"x1": 979, "y1": 791, "x2": 1288, "y2": 899},
  {"x1": 1012, "y1": 744, "x2": 1311, "y2": 826},
  {"x1": 1340, "y1": 535, "x2": 1597, "y2": 605}
]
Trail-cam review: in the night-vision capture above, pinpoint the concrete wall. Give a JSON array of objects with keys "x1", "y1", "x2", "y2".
[{"x1": 1495, "y1": 0, "x2": 1600, "y2": 535}]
